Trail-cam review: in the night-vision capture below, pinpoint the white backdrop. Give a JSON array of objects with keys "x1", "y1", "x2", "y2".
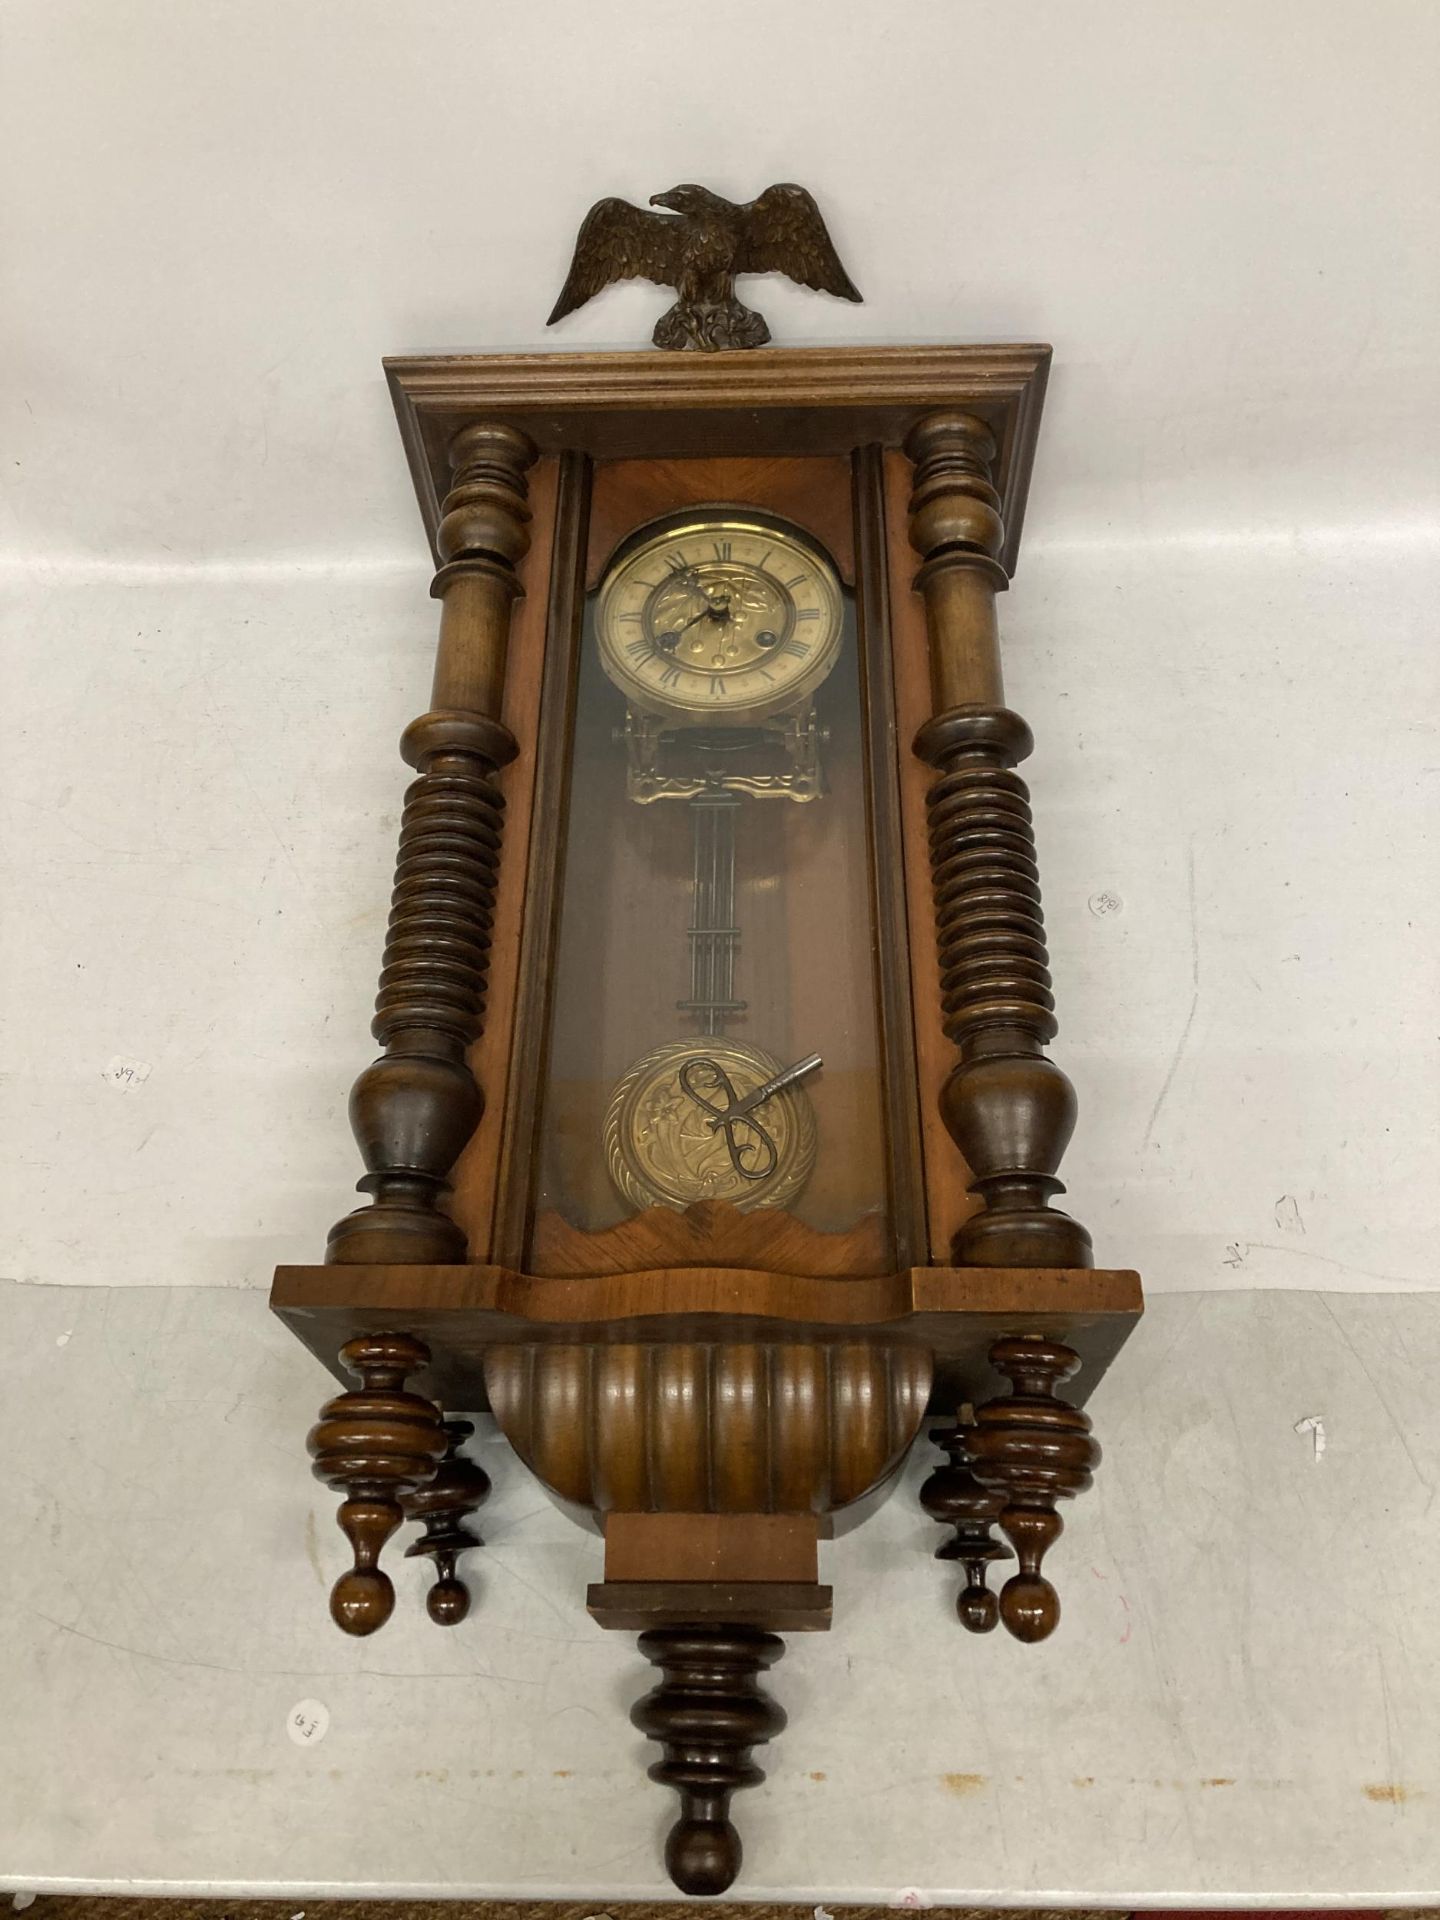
[
  {"x1": 2, "y1": 0, "x2": 1435, "y2": 1295},
  {"x1": 3, "y1": 0, "x2": 1436, "y2": 562},
  {"x1": 1, "y1": 0, "x2": 1438, "y2": 1901}
]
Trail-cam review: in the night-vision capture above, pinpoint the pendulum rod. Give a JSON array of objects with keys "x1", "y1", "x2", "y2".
[{"x1": 677, "y1": 789, "x2": 745, "y2": 1037}]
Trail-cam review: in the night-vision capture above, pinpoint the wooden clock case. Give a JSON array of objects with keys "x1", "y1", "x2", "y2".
[{"x1": 270, "y1": 344, "x2": 1143, "y2": 1895}]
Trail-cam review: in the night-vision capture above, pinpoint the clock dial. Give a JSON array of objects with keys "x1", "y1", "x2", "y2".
[{"x1": 596, "y1": 515, "x2": 844, "y2": 722}]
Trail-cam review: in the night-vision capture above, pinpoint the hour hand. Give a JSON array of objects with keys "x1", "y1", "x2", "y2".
[{"x1": 710, "y1": 1051, "x2": 822, "y2": 1127}]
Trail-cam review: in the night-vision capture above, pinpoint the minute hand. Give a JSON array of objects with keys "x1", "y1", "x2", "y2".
[{"x1": 706, "y1": 1051, "x2": 822, "y2": 1130}]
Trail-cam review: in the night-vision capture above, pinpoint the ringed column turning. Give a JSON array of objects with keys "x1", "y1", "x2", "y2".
[
  {"x1": 907, "y1": 411, "x2": 1103, "y2": 1644},
  {"x1": 310, "y1": 419, "x2": 536, "y2": 1633},
  {"x1": 328, "y1": 419, "x2": 535, "y2": 1263},
  {"x1": 905, "y1": 410, "x2": 1091, "y2": 1270}
]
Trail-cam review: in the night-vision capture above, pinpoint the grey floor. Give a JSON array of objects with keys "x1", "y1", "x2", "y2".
[{"x1": 2, "y1": 1284, "x2": 1436, "y2": 1905}]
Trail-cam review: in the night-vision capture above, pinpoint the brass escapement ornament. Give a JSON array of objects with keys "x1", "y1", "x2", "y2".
[
  {"x1": 604, "y1": 1037, "x2": 820, "y2": 1213},
  {"x1": 548, "y1": 181, "x2": 861, "y2": 351}
]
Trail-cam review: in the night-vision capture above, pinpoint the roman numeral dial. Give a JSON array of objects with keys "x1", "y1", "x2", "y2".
[{"x1": 596, "y1": 514, "x2": 844, "y2": 722}]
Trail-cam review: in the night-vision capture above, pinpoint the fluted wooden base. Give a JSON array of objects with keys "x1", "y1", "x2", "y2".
[{"x1": 272, "y1": 1259, "x2": 1142, "y2": 1418}]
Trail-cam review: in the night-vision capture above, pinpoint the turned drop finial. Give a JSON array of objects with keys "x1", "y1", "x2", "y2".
[
  {"x1": 919, "y1": 1416, "x2": 1011, "y2": 1633},
  {"x1": 632, "y1": 1626, "x2": 786, "y2": 1895},
  {"x1": 967, "y1": 1335, "x2": 1100, "y2": 1643},
  {"x1": 402, "y1": 1417, "x2": 491, "y2": 1625},
  {"x1": 306, "y1": 1333, "x2": 447, "y2": 1635}
]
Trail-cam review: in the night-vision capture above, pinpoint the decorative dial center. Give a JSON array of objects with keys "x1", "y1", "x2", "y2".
[{"x1": 647, "y1": 563, "x2": 791, "y2": 673}]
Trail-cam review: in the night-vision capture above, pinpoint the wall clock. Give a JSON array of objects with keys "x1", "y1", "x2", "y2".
[{"x1": 271, "y1": 342, "x2": 1144, "y2": 1894}]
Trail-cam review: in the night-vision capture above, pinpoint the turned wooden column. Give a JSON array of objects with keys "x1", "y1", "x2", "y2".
[
  {"x1": 311, "y1": 421, "x2": 534, "y2": 1631},
  {"x1": 328, "y1": 420, "x2": 536, "y2": 1264},
  {"x1": 906, "y1": 412, "x2": 1092, "y2": 1268}
]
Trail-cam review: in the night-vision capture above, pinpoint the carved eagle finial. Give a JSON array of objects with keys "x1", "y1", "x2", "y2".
[{"x1": 547, "y1": 182, "x2": 861, "y2": 351}]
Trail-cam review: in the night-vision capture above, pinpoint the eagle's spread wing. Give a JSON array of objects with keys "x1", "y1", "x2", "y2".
[
  {"x1": 737, "y1": 184, "x2": 861, "y2": 302},
  {"x1": 547, "y1": 198, "x2": 682, "y2": 325}
]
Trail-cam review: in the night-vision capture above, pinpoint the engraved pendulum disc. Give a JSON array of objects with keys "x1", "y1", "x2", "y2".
[{"x1": 604, "y1": 1038, "x2": 817, "y2": 1214}]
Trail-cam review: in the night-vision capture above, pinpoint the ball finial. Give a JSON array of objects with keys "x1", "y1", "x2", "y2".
[
  {"x1": 1000, "y1": 1571, "x2": 1060, "y2": 1643},
  {"x1": 957, "y1": 1579, "x2": 1000, "y2": 1634},
  {"x1": 330, "y1": 1568, "x2": 395, "y2": 1636},
  {"x1": 426, "y1": 1575, "x2": 471, "y2": 1626},
  {"x1": 666, "y1": 1815, "x2": 742, "y2": 1897}
]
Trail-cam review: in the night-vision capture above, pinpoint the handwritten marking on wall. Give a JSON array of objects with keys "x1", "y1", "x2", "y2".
[
  {"x1": 1294, "y1": 1414, "x2": 1327, "y2": 1462},
  {"x1": 102, "y1": 1055, "x2": 152, "y2": 1091},
  {"x1": 286, "y1": 1698, "x2": 330, "y2": 1747},
  {"x1": 1274, "y1": 1193, "x2": 1306, "y2": 1233}
]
